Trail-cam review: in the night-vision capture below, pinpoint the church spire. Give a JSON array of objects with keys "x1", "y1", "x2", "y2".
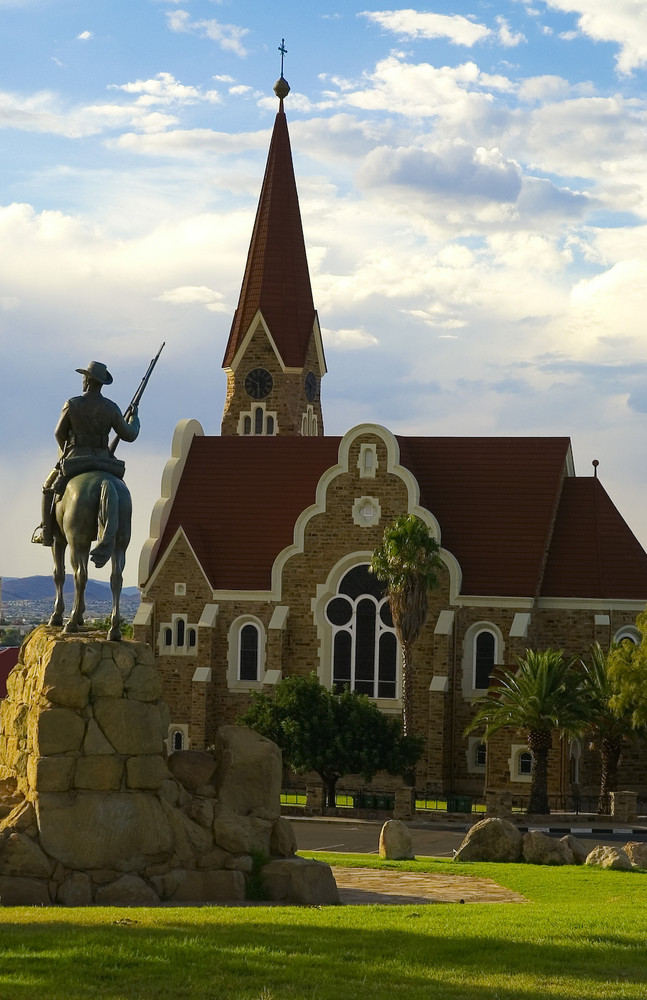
[{"x1": 221, "y1": 54, "x2": 326, "y2": 438}]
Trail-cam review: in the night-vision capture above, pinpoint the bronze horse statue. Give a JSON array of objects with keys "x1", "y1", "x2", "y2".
[{"x1": 48, "y1": 471, "x2": 132, "y2": 642}]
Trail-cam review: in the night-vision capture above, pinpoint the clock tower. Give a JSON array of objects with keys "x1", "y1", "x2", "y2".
[{"x1": 221, "y1": 72, "x2": 326, "y2": 437}]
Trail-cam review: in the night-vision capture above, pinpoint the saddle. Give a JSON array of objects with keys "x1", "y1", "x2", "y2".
[{"x1": 53, "y1": 455, "x2": 126, "y2": 496}]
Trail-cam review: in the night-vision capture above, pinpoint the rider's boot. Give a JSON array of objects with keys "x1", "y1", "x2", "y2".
[{"x1": 31, "y1": 490, "x2": 55, "y2": 546}]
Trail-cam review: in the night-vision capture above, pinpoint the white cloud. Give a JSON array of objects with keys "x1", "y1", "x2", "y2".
[
  {"x1": 166, "y1": 9, "x2": 249, "y2": 57},
  {"x1": 360, "y1": 9, "x2": 491, "y2": 47},
  {"x1": 156, "y1": 285, "x2": 228, "y2": 312},
  {"x1": 360, "y1": 140, "x2": 523, "y2": 203},
  {"x1": 323, "y1": 327, "x2": 379, "y2": 349},
  {"x1": 496, "y1": 16, "x2": 526, "y2": 47},
  {"x1": 76, "y1": 31, "x2": 93, "y2": 41},
  {"x1": 110, "y1": 72, "x2": 221, "y2": 107},
  {"x1": 545, "y1": 0, "x2": 647, "y2": 73},
  {"x1": 0, "y1": 88, "x2": 179, "y2": 137}
]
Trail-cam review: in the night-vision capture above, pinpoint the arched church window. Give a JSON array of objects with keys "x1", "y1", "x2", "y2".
[
  {"x1": 164, "y1": 627, "x2": 172, "y2": 647},
  {"x1": 518, "y1": 751, "x2": 532, "y2": 776},
  {"x1": 243, "y1": 415, "x2": 251, "y2": 435},
  {"x1": 474, "y1": 630, "x2": 496, "y2": 689},
  {"x1": 172, "y1": 730, "x2": 184, "y2": 751},
  {"x1": 254, "y1": 407, "x2": 263, "y2": 435},
  {"x1": 266, "y1": 415, "x2": 274, "y2": 435},
  {"x1": 239, "y1": 623, "x2": 260, "y2": 681},
  {"x1": 175, "y1": 618, "x2": 185, "y2": 648},
  {"x1": 325, "y1": 564, "x2": 398, "y2": 699},
  {"x1": 187, "y1": 628, "x2": 197, "y2": 648}
]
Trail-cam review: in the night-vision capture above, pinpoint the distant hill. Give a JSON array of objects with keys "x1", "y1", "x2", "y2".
[{"x1": 1, "y1": 576, "x2": 140, "y2": 601}]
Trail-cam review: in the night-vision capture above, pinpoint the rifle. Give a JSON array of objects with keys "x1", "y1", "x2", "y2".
[{"x1": 109, "y1": 342, "x2": 165, "y2": 455}]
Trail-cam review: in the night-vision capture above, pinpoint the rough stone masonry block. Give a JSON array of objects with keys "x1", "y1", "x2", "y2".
[{"x1": 31, "y1": 708, "x2": 86, "y2": 756}]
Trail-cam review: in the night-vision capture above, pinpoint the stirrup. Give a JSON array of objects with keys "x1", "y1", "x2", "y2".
[{"x1": 31, "y1": 525, "x2": 53, "y2": 546}]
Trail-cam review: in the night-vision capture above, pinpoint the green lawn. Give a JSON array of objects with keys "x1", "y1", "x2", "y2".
[{"x1": 0, "y1": 854, "x2": 644, "y2": 999}]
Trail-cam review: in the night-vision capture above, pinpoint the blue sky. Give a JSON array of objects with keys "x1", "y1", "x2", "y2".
[{"x1": 1, "y1": 0, "x2": 647, "y2": 588}]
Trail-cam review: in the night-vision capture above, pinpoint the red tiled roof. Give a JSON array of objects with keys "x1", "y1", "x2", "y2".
[
  {"x1": 222, "y1": 107, "x2": 316, "y2": 369},
  {"x1": 156, "y1": 436, "x2": 340, "y2": 591},
  {"x1": 151, "y1": 433, "x2": 647, "y2": 600},
  {"x1": 0, "y1": 647, "x2": 19, "y2": 698},
  {"x1": 396, "y1": 436, "x2": 571, "y2": 597},
  {"x1": 540, "y1": 477, "x2": 647, "y2": 599}
]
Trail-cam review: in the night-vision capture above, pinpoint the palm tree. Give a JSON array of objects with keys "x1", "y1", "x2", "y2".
[
  {"x1": 370, "y1": 514, "x2": 442, "y2": 737},
  {"x1": 466, "y1": 649, "x2": 587, "y2": 814},
  {"x1": 582, "y1": 643, "x2": 636, "y2": 814}
]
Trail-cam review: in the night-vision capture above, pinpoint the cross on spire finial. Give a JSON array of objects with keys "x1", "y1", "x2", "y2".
[{"x1": 278, "y1": 38, "x2": 287, "y2": 77}]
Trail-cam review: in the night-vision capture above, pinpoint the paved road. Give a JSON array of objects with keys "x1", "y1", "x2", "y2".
[{"x1": 291, "y1": 816, "x2": 647, "y2": 857}]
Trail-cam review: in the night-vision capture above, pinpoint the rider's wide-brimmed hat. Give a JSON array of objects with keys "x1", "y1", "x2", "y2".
[{"x1": 76, "y1": 361, "x2": 113, "y2": 385}]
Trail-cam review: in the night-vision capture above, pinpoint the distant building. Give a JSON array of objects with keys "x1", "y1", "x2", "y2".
[{"x1": 134, "y1": 77, "x2": 647, "y2": 800}]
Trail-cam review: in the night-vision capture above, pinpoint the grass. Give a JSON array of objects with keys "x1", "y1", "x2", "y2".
[{"x1": 0, "y1": 854, "x2": 644, "y2": 999}]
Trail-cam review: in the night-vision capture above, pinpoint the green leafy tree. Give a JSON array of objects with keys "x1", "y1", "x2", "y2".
[
  {"x1": 0, "y1": 626, "x2": 22, "y2": 647},
  {"x1": 466, "y1": 649, "x2": 588, "y2": 814},
  {"x1": 581, "y1": 643, "x2": 637, "y2": 813},
  {"x1": 239, "y1": 673, "x2": 423, "y2": 809},
  {"x1": 608, "y1": 611, "x2": 647, "y2": 727},
  {"x1": 370, "y1": 514, "x2": 442, "y2": 737}
]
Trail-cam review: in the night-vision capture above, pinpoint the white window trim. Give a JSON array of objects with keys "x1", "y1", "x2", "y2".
[
  {"x1": 466, "y1": 736, "x2": 487, "y2": 774},
  {"x1": 158, "y1": 614, "x2": 198, "y2": 656},
  {"x1": 227, "y1": 615, "x2": 266, "y2": 690},
  {"x1": 325, "y1": 565, "x2": 400, "y2": 701},
  {"x1": 357, "y1": 443, "x2": 378, "y2": 479},
  {"x1": 614, "y1": 625, "x2": 641, "y2": 645},
  {"x1": 508, "y1": 743, "x2": 532, "y2": 784},
  {"x1": 165, "y1": 723, "x2": 190, "y2": 754},
  {"x1": 462, "y1": 622, "x2": 504, "y2": 699},
  {"x1": 238, "y1": 400, "x2": 278, "y2": 436}
]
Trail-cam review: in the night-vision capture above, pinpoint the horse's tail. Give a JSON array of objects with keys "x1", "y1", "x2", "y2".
[{"x1": 90, "y1": 478, "x2": 119, "y2": 569}]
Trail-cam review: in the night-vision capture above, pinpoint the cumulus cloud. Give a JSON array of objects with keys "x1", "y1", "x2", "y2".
[
  {"x1": 544, "y1": 0, "x2": 647, "y2": 74},
  {"x1": 110, "y1": 72, "x2": 221, "y2": 107},
  {"x1": 166, "y1": 9, "x2": 249, "y2": 57},
  {"x1": 360, "y1": 140, "x2": 523, "y2": 204},
  {"x1": 76, "y1": 30, "x2": 93, "y2": 41},
  {"x1": 360, "y1": 9, "x2": 491, "y2": 47},
  {"x1": 496, "y1": 16, "x2": 526, "y2": 47},
  {"x1": 323, "y1": 327, "x2": 379, "y2": 349},
  {"x1": 156, "y1": 285, "x2": 229, "y2": 311}
]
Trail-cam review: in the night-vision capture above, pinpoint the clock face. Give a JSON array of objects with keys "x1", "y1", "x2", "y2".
[
  {"x1": 305, "y1": 371, "x2": 318, "y2": 402},
  {"x1": 245, "y1": 368, "x2": 273, "y2": 399}
]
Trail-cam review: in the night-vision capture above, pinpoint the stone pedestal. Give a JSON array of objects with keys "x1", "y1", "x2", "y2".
[
  {"x1": 0, "y1": 627, "x2": 338, "y2": 906},
  {"x1": 486, "y1": 790, "x2": 512, "y2": 818},
  {"x1": 610, "y1": 791, "x2": 638, "y2": 824},
  {"x1": 393, "y1": 786, "x2": 415, "y2": 821},
  {"x1": 305, "y1": 783, "x2": 324, "y2": 816}
]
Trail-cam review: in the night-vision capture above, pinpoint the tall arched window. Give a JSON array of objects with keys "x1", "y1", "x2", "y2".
[
  {"x1": 325, "y1": 564, "x2": 398, "y2": 699},
  {"x1": 239, "y1": 622, "x2": 260, "y2": 681},
  {"x1": 474, "y1": 630, "x2": 496, "y2": 689}
]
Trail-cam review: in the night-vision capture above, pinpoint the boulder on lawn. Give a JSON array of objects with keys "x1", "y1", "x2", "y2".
[
  {"x1": 584, "y1": 845, "x2": 632, "y2": 870},
  {"x1": 560, "y1": 834, "x2": 588, "y2": 865},
  {"x1": 523, "y1": 830, "x2": 574, "y2": 866},
  {"x1": 262, "y1": 857, "x2": 340, "y2": 905},
  {"x1": 623, "y1": 842, "x2": 647, "y2": 870},
  {"x1": 379, "y1": 819, "x2": 414, "y2": 860},
  {"x1": 454, "y1": 817, "x2": 522, "y2": 862}
]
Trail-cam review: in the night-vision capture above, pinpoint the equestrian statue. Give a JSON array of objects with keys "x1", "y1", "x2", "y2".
[{"x1": 32, "y1": 347, "x2": 163, "y2": 641}]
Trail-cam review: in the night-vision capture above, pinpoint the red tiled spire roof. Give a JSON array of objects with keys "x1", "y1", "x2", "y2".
[{"x1": 222, "y1": 96, "x2": 316, "y2": 369}]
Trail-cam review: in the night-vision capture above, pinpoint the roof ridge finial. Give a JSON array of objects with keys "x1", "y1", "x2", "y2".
[
  {"x1": 273, "y1": 38, "x2": 290, "y2": 108},
  {"x1": 592, "y1": 459, "x2": 599, "y2": 478}
]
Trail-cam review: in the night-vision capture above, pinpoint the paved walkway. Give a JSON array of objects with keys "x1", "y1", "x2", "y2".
[{"x1": 331, "y1": 866, "x2": 528, "y2": 906}]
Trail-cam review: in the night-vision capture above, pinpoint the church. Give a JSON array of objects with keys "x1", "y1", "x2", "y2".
[{"x1": 133, "y1": 74, "x2": 647, "y2": 803}]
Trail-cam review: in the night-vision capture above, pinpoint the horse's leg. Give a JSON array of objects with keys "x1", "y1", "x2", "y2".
[
  {"x1": 48, "y1": 534, "x2": 66, "y2": 627},
  {"x1": 108, "y1": 546, "x2": 125, "y2": 642},
  {"x1": 64, "y1": 543, "x2": 88, "y2": 633}
]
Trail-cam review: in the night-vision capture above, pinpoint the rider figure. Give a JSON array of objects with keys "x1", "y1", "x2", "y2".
[{"x1": 32, "y1": 361, "x2": 140, "y2": 546}]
